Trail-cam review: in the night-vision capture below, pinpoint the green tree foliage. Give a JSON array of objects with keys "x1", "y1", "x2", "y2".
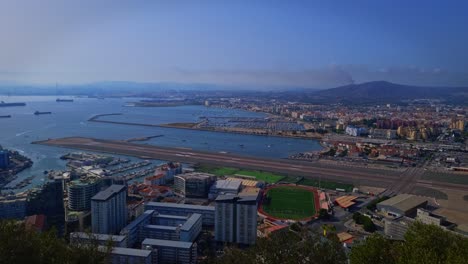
[
  {"x1": 0, "y1": 220, "x2": 109, "y2": 264},
  {"x1": 319, "y1": 208, "x2": 330, "y2": 220},
  {"x1": 350, "y1": 233, "x2": 399, "y2": 264},
  {"x1": 210, "y1": 229, "x2": 347, "y2": 264},
  {"x1": 350, "y1": 222, "x2": 468, "y2": 264},
  {"x1": 352, "y1": 212, "x2": 376, "y2": 232},
  {"x1": 398, "y1": 222, "x2": 468, "y2": 264}
]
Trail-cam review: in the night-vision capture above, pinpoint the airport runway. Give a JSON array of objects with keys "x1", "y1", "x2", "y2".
[{"x1": 35, "y1": 137, "x2": 467, "y2": 192}]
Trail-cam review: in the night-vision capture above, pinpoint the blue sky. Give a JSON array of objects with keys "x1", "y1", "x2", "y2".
[{"x1": 1, "y1": 0, "x2": 467, "y2": 88}]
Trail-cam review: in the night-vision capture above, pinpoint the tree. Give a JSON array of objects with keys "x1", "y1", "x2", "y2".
[
  {"x1": 210, "y1": 228, "x2": 347, "y2": 264},
  {"x1": 349, "y1": 222, "x2": 468, "y2": 264},
  {"x1": 319, "y1": 208, "x2": 330, "y2": 220},
  {"x1": 0, "y1": 220, "x2": 109, "y2": 264},
  {"x1": 398, "y1": 222, "x2": 468, "y2": 264},
  {"x1": 350, "y1": 233, "x2": 399, "y2": 264},
  {"x1": 352, "y1": 212, "x2": 375, "y2": 232}
]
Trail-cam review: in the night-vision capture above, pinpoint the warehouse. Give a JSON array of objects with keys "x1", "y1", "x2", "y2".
[{"x1": 376, "y1": 194, "x2": 427, "y2": 217}]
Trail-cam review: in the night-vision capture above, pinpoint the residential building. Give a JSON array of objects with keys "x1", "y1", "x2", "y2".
[
  {"x1": 174, "y1": 173, "x2": 214, "y2": 198},
  {"x1": 120, "y1": 210, "x2": 202, "y2": 246},
  {"x1": 0, "y1": 193, "x2": 27, "y2": 220},
  {"x1": 70, "y1": 232, "x2": 128, "y2": 247},
  {"x1": 142, "y1": 238, "x2": 197, "y2": 264},
  {"x1": 145, "y1": 202, "x2": 215, "y2": 226},
  {"x1": 215, "y1": 193, "x2": 259, "y2": 245},
  {"x1": 27, "y1": 179, "x2": 65, "y2": 234},
  {"x1": 92, "y1": 185, "x2": 127, "y2": 234},
  {"x1": 120, "y1": 210, "x2": 154, "y2": 248},
  {"x1": 345, "y1": 125, "x2": 367, "y2": 137},
  {"x1": 68, "y1": 177, "x2": 103, "y2": 211},
  {"x1": 102, "y1": 247, "x2": 152, "y2": 264},
  {"x1": 208, "y1": 179, "x2": 241, "y2": 199}
]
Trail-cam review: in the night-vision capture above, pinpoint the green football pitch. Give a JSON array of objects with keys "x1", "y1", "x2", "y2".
[{"x1": 262, "y1": 186, "x2": 316, "y2": 220}]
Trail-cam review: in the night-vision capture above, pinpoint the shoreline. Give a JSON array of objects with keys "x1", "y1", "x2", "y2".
[{"x1": 88, "y1": 113, "x2": 324, "y2": 140}]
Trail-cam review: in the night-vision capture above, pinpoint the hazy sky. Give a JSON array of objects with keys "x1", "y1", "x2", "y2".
[{"x1": 1, "y1": 0, "x2": 467, "y2": 88}]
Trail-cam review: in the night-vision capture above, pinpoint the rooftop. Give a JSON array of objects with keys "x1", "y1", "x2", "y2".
[
  {"x1": 92, "y1": 185, "x2": 126, "y2": 201},
  {"x1": 71, "y1": 232, "x2": 127, "y2": 242},
  {"x1": 177, "y1": 172, "x2": 214, "y2": 180},
  {"x1": 142, "y1": 238, "x2": 193, "y2": 249},
  {"x1": 180, "y1": 213, "x2": 202, "y2": 231},
  {"x1": 212, "y1": 179, "x2": 241, "y2": 191},
  {"x1": 335, "y1": 196, "x2": 358, "y2": 208},
  {"x1": 99, "y1": 246, "x2": 152, "y2": 258},
  {"x1": 121, "y1": 210, "x2": 154, "y2": 232},
  {"x1": 145, "y1": 202, "x2": 215, "y2": 212},
  {"x1": 378, "y1": 194, "x2": 427, "y2": 212},
  {"x1": 144, "y1": 225, "x2": 177, "y2": 231}
]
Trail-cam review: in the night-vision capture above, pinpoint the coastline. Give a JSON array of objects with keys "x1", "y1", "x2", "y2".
[{"x1": 88, "y1": 113, "x2": 324, "y2": 140}]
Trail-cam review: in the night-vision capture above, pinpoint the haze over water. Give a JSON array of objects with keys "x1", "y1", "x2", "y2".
[{"x1": 0, "y1": 96, "x2": 321, "y2": 191}]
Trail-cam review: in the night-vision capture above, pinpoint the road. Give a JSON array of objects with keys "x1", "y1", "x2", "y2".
[{"x1": 35, "y1": 137, "x2": 467, "y2": 192}]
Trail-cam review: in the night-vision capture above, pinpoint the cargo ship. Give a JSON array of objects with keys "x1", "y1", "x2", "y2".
[
  {"x1": 56, "y1": 98, "x2": 74, "y2": 102},
  {"x1": 34, "y1": 111, "x2": 52, "y2": 115},
  {"x1": 0, "y1": 115, "x2": 11, "y2": 118},
  {"x1": 0, "y1": 101, "x2": 26, "y2": 107}
]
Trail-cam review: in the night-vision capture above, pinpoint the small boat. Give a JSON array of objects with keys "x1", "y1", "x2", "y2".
[
  {"x1": 56, "y1": 98, "x2": 74, "y2": 102},
  {"x1": 34, "y1": 111, "x2": 52, "y2": 115},
  {"x1": 0, "y1": 115, "x2": 11, "y2": 118}
]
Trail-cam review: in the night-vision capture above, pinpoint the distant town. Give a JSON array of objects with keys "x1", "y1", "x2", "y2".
[{"x1": 0, "y1": 83, "x2": 467, "y2": 263}]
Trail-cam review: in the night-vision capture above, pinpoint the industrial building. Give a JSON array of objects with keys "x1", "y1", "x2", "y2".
[
  {"x1": 174, "y1": 172, "x2": 215, "y2": 198},
  {"x1": 91, "y1": 185, "x2": 127, "y2": 234},
  {"x1": 145, "y1": 202, "x2": 215, "y2": 226},
  {"x1": 215, "y1": 193, "x2": 259, "y2": 245},
  {"x1": 376, "y1": 194, "x2": 428, "y2": 217},
  {"x1": 142, "y1": 238, "x2": 197, "y2": 264}
]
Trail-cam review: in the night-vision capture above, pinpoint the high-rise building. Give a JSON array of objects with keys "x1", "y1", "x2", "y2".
[
  {"x1": 0, "y1": 150, "x2": 10, "y2": 169},
  {"x1": 91, "y1": 185, "x2": 127, "y2": 234},
  {"x1": 68, "y1": 177, "x2": 103, "y2": 211},
  {"x1": 215, "y1": 193, "x2": 259, "y2": 245},
  {"x1": 27, "y1": 179, "x2": 65, "y2": 235}
]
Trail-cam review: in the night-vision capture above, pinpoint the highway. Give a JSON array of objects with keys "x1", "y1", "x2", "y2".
[{"x1": 35, "y1": 137, "x2": 467, "y2": 192}]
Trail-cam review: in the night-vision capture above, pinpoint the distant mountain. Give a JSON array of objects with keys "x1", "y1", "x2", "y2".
[{"x1": 313, "y1": 81, "x2": 468, "y2": 103}]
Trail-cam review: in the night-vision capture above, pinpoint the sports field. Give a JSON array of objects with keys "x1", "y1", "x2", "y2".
[
  {"x1": 196, "y1": 165, "x2": 284, "y2": 183},
  {"x1": 235, "y1": 170, "x2": 284, "y2": 183},
  {"x1": 298, "y1": 178, "x2": 354, "y2": 192},
  {"x1": 262, "y1": 186, "x2": 316, "y2": 220}
]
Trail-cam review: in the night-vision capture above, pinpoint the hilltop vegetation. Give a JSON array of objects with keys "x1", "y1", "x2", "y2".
[{"x1": 0, "y1": 220, "x2": 108, "y2": 264}]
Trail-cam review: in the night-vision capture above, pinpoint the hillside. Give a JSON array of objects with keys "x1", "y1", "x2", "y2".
[{"x1": 313, "y1": 81, "x2": 468, "y2": 103}]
